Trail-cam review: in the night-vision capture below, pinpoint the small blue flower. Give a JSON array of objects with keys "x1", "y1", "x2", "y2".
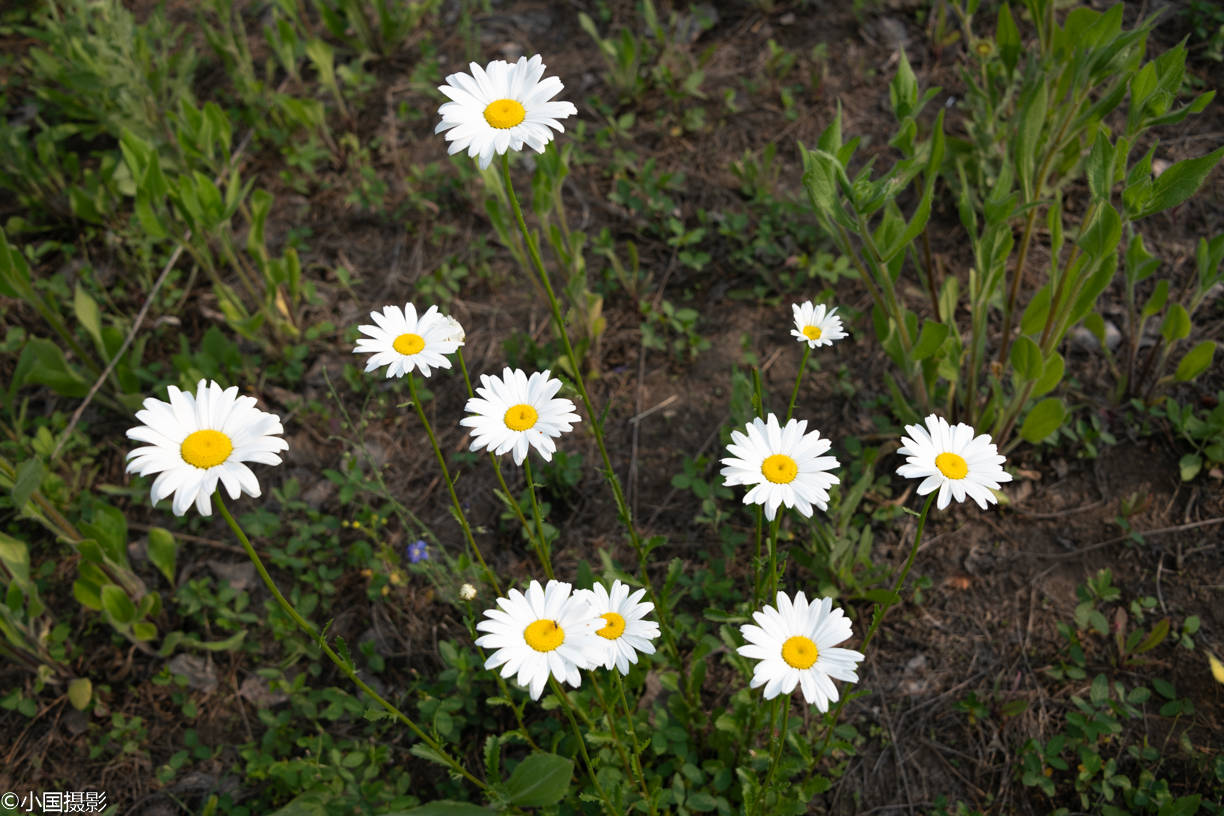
[{"x1": 407, "y1": 539, "x2": 428, "y2": 563}]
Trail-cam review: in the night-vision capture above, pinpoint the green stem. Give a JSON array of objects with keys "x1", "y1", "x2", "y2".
[
  {"x1": 592, "y1": 675, "x2": 653, "y2": 813},
  {"x1": 766, "y1": 514, "x2": 782, "y2": 599},
  {"x1": 214, "y1": 493, "x2": 486, "y2": 791},
  {"x1": 522, "y1": 456, "x2": 554, "y2": 580},
  {"x1": 753, "y1": 697, "x2": 790, "y2": 816},
  {"x1": 613, "y1": 672, "x2": 657, "y2": 816},
  {"x1": 551, "y1": 678, "x2": 617, "y2": 816},
  {"x1": 815, "y1": 491, "x2": 937, "y2": 756},
  {"x1": 405, "y1": 372, "x2": 501, "y2": 596},
  {"x1": 785, "y1": 344, "x2": 812, "y2": 422},
  {"x1": 499, "y1": 153, "x2": 688, "y2": 696}
]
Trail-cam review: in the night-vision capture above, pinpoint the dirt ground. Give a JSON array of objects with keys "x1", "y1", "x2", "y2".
[{"x1": 2, "y1": 0, "x2": 1223, "y2": 812}]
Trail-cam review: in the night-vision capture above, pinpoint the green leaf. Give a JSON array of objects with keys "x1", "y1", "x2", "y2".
[
  {"x1": 74, "y1": 283, "x2": 103, "y2": 349},
  {"x1": 10, "y1": 338, "x2": 90, "y2": 399},
  {"x1": 1179, "y1": 453, "x2": 1202, "y2": 482},
  {"x1": 395, "y1": 804, "x2": 495, "y2": 816},
  {"x1": 1009, "y1": 336, "x2": 1043, "y2": 380},
  {"x1": 687, "y1": 792, "x2": 719, "y2": 812},
  {"x1": 0, "y1": 226, "x2": 34, "y2": 298},
  {"x1": 0, "y1": 531, "x2": 31, "y2": 586},
  {"x1": 1077, "y1": 202, "x2": 1122, "y2": 260},
  {"x1": 1132, "y1": 146, "x2": 1224, "y2": 219},
  {"x1": 100, "y1": 584, "x2": 137, "y2": 625},
  {"x1": 889, "y1": 49, "x2": 918, "y2": 120},
  {"x1": 1015, "y1": 82, "x2": 1048, "y2": 196},
  {"x1": 67, "y1": 677, "x2": 92, "y2": 711},
  {"x1": 1174, "y1": 340, "x2": 1215, "y2": 382},
  {"x1": 11, "y1": 458, "x2": 45, "y2": 514},
  {"x1": 1085, "y1": 129, "x2": 1113, "y2": 201},
  {"x1": 1160, "y1": 303, "x2": 1191, "y2": 343},
  {"x1": 996, "y1": 3, "x2": 1020, "y2": 73},
  {"x1": 911, "y1": 319, "x2": 949, "y2": 361},
  {"x1": 147, "y1": 527, "x2": 178, "y2": 586},
  {"x1": 1141, "y1": 279, "x2": 1169, "y2": 318},
  {"x1": 1133, "y1": 618, "x2": 1170, "y2": 654},
  {"x1": 503, "y1": 752, "x2": 574, "y2": 807},
  {"x1": 1019, "y1": 285, "x2": 1052, "y2": 336},
  {"x1": 1020, "y1": 398, "x2": 1067, "y2": 443},
  {"x1": 1032, "y1": 351, "x2": 1064, "y2": 398}
]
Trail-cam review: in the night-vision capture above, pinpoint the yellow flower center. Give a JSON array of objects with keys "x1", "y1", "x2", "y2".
[
  {"x1": 392, "y1": 333, "x2": 425, "y2": 355},
  {"x1": 802, "y1": 325, "x2": 822, "y2": 340},
  {"x1": 180, "y1": 429, "x2": 233, "y2": 469},
  {"x1": 781, "y1": 635, "x2": 819, "y2": 669},
  {"x1": 935, "y1": 452, "x2": 969, "y2": 480},
  {"x1": 484, "y1": 98, "x2": 526, "y2": 129},
  {"x1": 504, "y1": 403, "x2": 539, "y2": 431},
  {"x1": 523, "y1": 619, "x2": 565, "y2": 652},
  {"x1": 761, "y1": 453, "x2": 798, "y2": 484},
  {"x1": 596, "y1": 612, "x2": 626, "y2": 640}
]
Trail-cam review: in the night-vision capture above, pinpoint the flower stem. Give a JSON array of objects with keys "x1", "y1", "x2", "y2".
[
  {"x1": 592, "y1": 674, "x2": 654, "y2": 814},
  {"x1": 213, "y1": 493, "x2": 486, "y2": 791},
  {"x1": 522, "y1": 456, "x2": 554, "y2": 579},
  {"x1": 550, "y1": 677, "x2": 617, "y2": 816},
  {"x1": 815, "y1": 491, "x2": 937, "y2": 756},
  {"x1": 405, "y1": 372, "x2": 500, "y2": 596},
  {"x1": 754, "y1": 697, "x2": 791, "y2": 816},
  {"x1": 786, "y1": 344, "x2": 812, "y2": 422},
  {"x1": 499, "y1": 153, "x2": 688, "y2": 700},
  {"x1": 613, "y1": 672, "x2": 658, "y2": 816},
  {"x1": 766, "y1": 514, "x2": 782, "y2": 599}
]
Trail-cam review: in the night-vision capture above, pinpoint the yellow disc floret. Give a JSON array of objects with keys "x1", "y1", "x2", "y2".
[
  {"x1": 484, "y1": 98, "x2": 526, "y2": 129},
  {"x1": 180, "y1": 429, "x2": 233, "y2": 469},
  {"x1": 524, "y1": 619, "x2": 565, "y2": 652},
  {"x1": 802, "y1": 325, "x2": 823, "y2": 340},
  {"x1": 504, "y1": 403, "x2": 539, "y2": 431},
  {"x1": 935, "y1": 451, "x2": 969, "y2": 480},
  {"x1": 596, "y1": 612, "x2": 626, "y2": 640},
  {"x1": 761, "y1": 453, "x2": 799, "y2": 484},
  {"x1": 392, "y1": 333, "x2": 425, "y2": 355},
  {"x1": 781, "y1": 635, "x2": 819, "y2": 669}
]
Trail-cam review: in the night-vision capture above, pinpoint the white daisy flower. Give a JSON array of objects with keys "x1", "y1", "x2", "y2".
[
  {"x1": 575, "y1": 580, "x2": 661, "y2": 675},
  {"x1": 720, "y1": 413, "x2": 840, "y2": 521},
  {"x1": 435, "y1": 54, "x2": 578, "y2": 169},
  {"x1": 896, "y1": 414, "x2": 1012, "y2": 511},
  {"x1": 737, "y1": 591, "x2": 864, "y2": 711},
  {"x1": 790, "y1": 301, "x2": 847, "y2": 348},
  {"x1": 354, "y1": 303, "x2": 463, "y2": 379},
  {"x1": 474, "y1": 579, "x2": 606, "y2": 700},
  {"x1": 459, "y1": 367, "x2": 580, "y2": 466},
  {"x1": 126, "y1": 380, "x2": 288, "y2": 517}
]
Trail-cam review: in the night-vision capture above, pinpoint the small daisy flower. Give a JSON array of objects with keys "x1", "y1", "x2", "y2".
[
  {"x1": 738, "y1": 591, "x2": 864, "y2": 710},
  {"x1": 790, "y1": 301, "x2": 847, "y2": 348},
  {"x1": 575, "y1": 580, "x2": 661, "y2": 675},
  {"x1": 460, "y1": 367, "x2": 580, "y2": 465},
  {"x1": 354, "y1": 303, "x2": 463, "y2": 379},
  {"x1": 126, "y1": 380, "x2": 288, "y2": 517},
  {"x1": 435, "y1": 54, "x2": 578, "y2": 169},
  {"x1": 896, "y1": 414, "x2": 1012, "y2": 511},
  {"x1": 459, "y1": 583, "x2": 478, "y2": 601},
  {"x1": 720, "y1": 413, "x2": 840, "y2": 521},
  {"x1": 474, "y1": 579, "x2": 606, "y2": 700}
]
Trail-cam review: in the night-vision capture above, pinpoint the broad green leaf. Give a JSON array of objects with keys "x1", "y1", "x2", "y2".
[
  {"x1": 996, "y1": 3, "x2": 1020, "y2": 73},
  {"x1": 131, "y1": 621, "x2": 157, "y2": 641},
  {"x1": 0, "y1": 226, "x2": 34, "y2": 298},
  {"x1": 1020, "y1": 398, "x2": 1067, "y2": 443},
  {"x1": 11, "y1": 458, "x2": 45, "y2": 514},
  {"x1": 1140, "y1": 279, "x2": 1169, "y2": 318},
  {"x1": 1014, "y1": 82, "x2": 1047, "y2": 196},
  {"x1": 1133, "y1": 618, "x2": 1170, "y2": 654},
  {"x1": 10, "y1": 338, "x2": 90, "y2": 399},
  {"x1": 1174, "y1": 340, "x2": 1215, "y2": 382},
  {"x1": 100, "y1": 584, "x2": 137, "y2": 625},
  {"x1": 67, "y1": 677, "x2": 92, "y2": 711},
  {"x1": 73, "y1": 578, "x2": 102, "y2": 611},
  {"x1": 1019, "y1": 285, "x2": 1052, "y2": 336},
  {"x1": 911, "y1": 319, "x2": 949, "y2": 361},
  {"x1": 1085, "y1": 129, "x2": 1113, "y2": 201},
  {"x1": 1077, "y1": 202, "x2": 1122, "y2": 260},
  {"x1": 503, "y1": 753, "x2": 574, "y2": 807},
  {"x1": 889, "y1": 49, "x2": 918, "y2": 120},
  {"x1": 1133, "y1": 146, "x2": 1224, "y2": 219},
  {"x1": 0, "y1": 531, "x2": 31, "y2": 586},
  {"x1": 1032, "y1": 351, "x2": 1065, "y2": 398},
  {"x1": 1160, "y1": 303, "x2": 1191, "y2": 343},
  {"x1": 1009, "y1": 336, "x2": 1042, "y2": 380},
  {"x1": 147, "y1": 527, "x2": 178, "y2": 586},
  {"x1": 1158, "y1": 795, "x2": 1202, "y2": 816},
  {"x1": 73, "y1": 283, "x2": 103, "y2": 349}
]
